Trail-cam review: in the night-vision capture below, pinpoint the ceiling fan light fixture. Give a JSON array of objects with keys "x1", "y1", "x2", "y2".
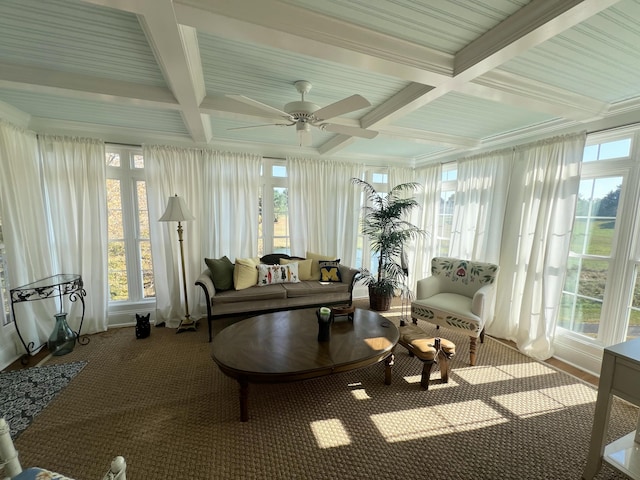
[{"x1": 296, "y1": 120, "x2": 311, "y2": 147}]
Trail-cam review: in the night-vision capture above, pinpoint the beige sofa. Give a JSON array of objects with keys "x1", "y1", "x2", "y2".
[{"x1": 195, "y1": 253, "x2": 360, "y2": 341}]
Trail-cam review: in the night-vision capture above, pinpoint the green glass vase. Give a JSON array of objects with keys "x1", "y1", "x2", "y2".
[{"x1": 47, "y1": 312, "x2": 76, "y2": 356}]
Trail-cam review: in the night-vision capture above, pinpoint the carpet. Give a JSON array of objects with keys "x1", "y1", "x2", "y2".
[
  {"x1": 0, "y1": 361, "x2": 87, "y2": 438},
  {"x1": 12, "y1": 305, "x2": 639, "y2": 479}
]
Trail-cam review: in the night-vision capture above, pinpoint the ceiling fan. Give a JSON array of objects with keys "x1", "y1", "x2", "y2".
[{"x1": 227, "y1": 80, "x2": 378, "y2": 146}]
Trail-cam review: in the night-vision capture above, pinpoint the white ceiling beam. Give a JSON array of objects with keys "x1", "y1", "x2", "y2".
[
  {"x1": 376, "y1": 126, "x2": 480, "y2": 150},
  {"x1": 174, "y1": 0, "x2": 452, "y2": 86},
  {"x1": 461, "y1": 70, "x2": 609, "y2": 122},
  {"x1": 137, "y1": 0, "x2": 211, "y2": 142},
  {"x1": 0, "y1": 62, "x2": 179, "y2": 108},
  {"x1": 320, "y1": 0, "x2": 621, "y2": 154},
  {"x1": 454, "y1": 0, "x2": 622, "y2": 79}
]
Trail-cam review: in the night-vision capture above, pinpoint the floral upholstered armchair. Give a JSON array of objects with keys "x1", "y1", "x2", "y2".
[
  {"x1": 411, "y1": 257, "x2": 499, "y2": 366},
  {"x1": 0, "y1": 418, "x2": 126, "y2": 480}
]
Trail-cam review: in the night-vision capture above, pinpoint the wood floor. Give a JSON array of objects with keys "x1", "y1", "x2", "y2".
[{"x1": 493, "y1": 338, "x2": 599, "y2": 386}]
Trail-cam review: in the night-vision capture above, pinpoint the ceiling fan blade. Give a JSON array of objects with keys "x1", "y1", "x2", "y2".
[
  {"x1": 227, "y1": 123, "x2": 292, "y2": 131},
  {"x1": 226, "y1": 94, "x2": 293, "y2": 121},
  {"x1": 313, "y1": 94, "x2": 371, "y2": 121},
  {"x1": 320, "y1": 123, "x2": 378, "y2": 139}
]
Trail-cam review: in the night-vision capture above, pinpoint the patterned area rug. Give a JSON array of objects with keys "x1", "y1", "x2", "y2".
[{"x1": 0, "y1": 361, "x2": 87, "y2": 438}]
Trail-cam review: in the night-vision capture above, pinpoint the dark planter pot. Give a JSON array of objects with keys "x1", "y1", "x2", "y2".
[{"x1": 368, "y1": 285, "x2": 392, "y2": 312}]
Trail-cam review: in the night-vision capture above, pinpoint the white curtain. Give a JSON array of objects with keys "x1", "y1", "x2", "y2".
[
  {"x1": 492, "y1": 132, "x2": 585, "y2": 360},
  {"x1": 411, "y1": 163, "x2": 442, "y2": 286},
  {"x1": 144, "y1": 145, "x2": 261, "y2": 327},
  {"x1": 0, "y1": 122, "x2": 53, "y2": 353},
  {"x1": 38, "y1": 135, "x2": 108, "y2": 335},
  {"x1": 202, "y1": 150, "x2": 261, "y2": 259},
  {"x1": 287, "y1": 157, "x2": 364, "y2": 266},
  {"x1": 449, "y1": 149, "x2": 511, "y2": 264}
]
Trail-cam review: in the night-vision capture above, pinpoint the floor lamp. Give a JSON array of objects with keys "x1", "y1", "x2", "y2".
[{"x1": 159, "y1": 194, "x2": 196, "y2": 333}]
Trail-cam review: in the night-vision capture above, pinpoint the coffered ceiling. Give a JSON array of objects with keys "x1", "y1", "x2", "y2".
[{"x1": 1, "y1": 0, "x2": 639, "y2": 166}]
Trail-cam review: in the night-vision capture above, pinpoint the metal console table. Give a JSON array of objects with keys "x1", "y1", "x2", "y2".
[{"x1": 10, "y1": 274, "x2": 88, "y2": 362}]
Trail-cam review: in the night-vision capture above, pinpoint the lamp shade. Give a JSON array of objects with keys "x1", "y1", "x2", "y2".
[{"x1": 158, "y1": 194, "x2": 195, "y2": 222}]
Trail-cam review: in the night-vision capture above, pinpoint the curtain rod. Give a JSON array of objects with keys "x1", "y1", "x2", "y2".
[
  {"x1": 588, "y1": 121, "x2": 640, "y2": 136},
  {"x1": 106, "y1": 141, "x2": 142, "y2": 148}
]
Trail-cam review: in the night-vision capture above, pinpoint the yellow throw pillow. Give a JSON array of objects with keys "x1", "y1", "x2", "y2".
[
  {"x1": 280, "y1": 258, "x2": 313, "y2": 281},
  {"x1": 233, "y1": 256, "x2": 260, "y2": 290},
  {"x1": 306, "y1": 251, "x2": 338, "y2": 280}
]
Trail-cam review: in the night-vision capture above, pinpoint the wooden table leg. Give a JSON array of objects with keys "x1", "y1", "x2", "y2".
[
  {"x1": 384, "y1": 353, "x2": 394, "y2": 385},
  {"x1": 239, "y1": 379, "x2": 249, "y2": 422}
]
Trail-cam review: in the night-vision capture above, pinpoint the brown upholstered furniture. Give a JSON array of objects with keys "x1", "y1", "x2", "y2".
[
  {"x1": 195, "y1": 254, "x2": 360, "y2": 342},
  {"x1": 398, "y1": 324, "x2": 455, "y2": 389}
]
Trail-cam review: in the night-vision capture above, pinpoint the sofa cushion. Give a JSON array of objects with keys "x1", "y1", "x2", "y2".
[
  {"x1": 306, "y1": 251, "x2": 338, "y2": 280},
  {"x1": 319, "y1": 259, "x2": 341, "y2": 282},
  {"x1": 204, "y1": 256, "x2": 234, "y2": 291},
  {"x1": 257, "y1": 263, "x2": 300, "y2": 286},
  {"x1": 280, "y1": 258, "x2": 313, "y2": 281},
  {"x1": 233, "y1": 256, "x2": 260, "y2": 290},
  {"x1": 282, "y1": 280, "x2": 349, "y2": 298},
  {"x1": 212, "y1": 284, "x2": 286, "y2": 304}
]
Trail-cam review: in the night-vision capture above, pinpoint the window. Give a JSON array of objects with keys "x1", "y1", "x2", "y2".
[
  {"x1": 438, "y1": 163, "x2": 457, "y2": 256},
  {"x1": 555, "y1": 131, "x2": 640, "y2": 372},
  {"x1": 559, "y1": 176, "x2": 622, "y2": 337},
  {"x1": 259, "y1": 159, "x2": 289, "y2": 256},
  {"x1": 106, "y1": 146, "x2": 154, "y2": 304},
  {"x1": 355, "y1": 170, "x2": 388, "y2": 274}
]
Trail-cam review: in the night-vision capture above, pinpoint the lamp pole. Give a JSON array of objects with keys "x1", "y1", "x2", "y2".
[{"x1": 176, "y1": 220, "x2": 195, "y2": 332}]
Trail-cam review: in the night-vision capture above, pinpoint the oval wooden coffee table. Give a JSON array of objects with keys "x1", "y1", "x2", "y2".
[{"x1": 212, "y1": 308, "x2": 399, "y2": 421}]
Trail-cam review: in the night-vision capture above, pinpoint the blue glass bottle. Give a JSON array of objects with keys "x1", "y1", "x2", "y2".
[{"x1": 47, "y1": 312, "x2": 76, "y2": 356}]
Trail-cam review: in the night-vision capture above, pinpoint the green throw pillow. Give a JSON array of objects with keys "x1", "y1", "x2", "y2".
[{"x1": 205, "y1": 256, "x2": 235, "y2": 291}]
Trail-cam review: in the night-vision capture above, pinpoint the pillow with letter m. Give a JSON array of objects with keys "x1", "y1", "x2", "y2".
[{"x1": 319, "y1": 260, "x2": 341, "y2": 282}]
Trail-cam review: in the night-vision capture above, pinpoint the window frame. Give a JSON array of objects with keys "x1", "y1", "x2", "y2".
[{"x1": 106, "y1": 145, "x2": 155, "y2": 312}]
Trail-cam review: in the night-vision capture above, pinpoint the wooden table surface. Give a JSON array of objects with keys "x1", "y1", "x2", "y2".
[{"x1": 212, "y1": 308, "x2": 399, "y2": 420}]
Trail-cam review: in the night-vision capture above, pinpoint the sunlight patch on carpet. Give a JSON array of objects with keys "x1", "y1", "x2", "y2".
[
  {"x1": 493, "y1": 390, "x2": 569, "y2": 418},
  {"x1": 370, "y1": 400, "x2": 507, "y2": 442},
  {"x1": 311, "y1": 419, "x2": 351, "y2": 448},
  {"x1": 454, "y1": 362, "x2": 556, "y2": 385}
]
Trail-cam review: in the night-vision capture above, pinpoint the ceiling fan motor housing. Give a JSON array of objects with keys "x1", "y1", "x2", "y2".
[{"x1": 284, "y1": 100, "x2": 320, "y2": 120}]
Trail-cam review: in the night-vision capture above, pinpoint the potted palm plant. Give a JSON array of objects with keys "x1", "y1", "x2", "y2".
[{"x1": 352, "y1": 178, "x2": 424, "y2": 311}]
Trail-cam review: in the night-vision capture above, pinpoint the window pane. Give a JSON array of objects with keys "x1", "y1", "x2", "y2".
[
  {"x1": 272, "y1": 165, "x2": 287, "y2": 177},
  {"x1": 106, "y1": 152, "x2": 120, "y2": 167},
  {"x1": 137, "y1": 181, "x2": 149, "y2": 238},
  {"x1": 372, "y1": 173, "x2": 388, "y2": 184},
  {"x1": 273, "y1": 187, "x2": 289, "y2": 253},
  {"x1": 576, "y1": 259, "x2": 609, "y2": 300},
  {"x1": 582, "y1": 145, "x2": 598, "y2": 162},
  {"x1": 107, "y1": 180, "x2": 124, "y2": 239},
  {"x1": 133, "y1": 154, "x2": 144, "y2": 169},
  {"x1": 558, "y1": 294, "x2": 601, "y2": 338},
  {"x1": 628, "y1": 269, "x2": 640, "y2": 340},
  {"x1": 442, "y1": 166, "x2": 457, "y2": 182},
  {"x1": 108, "y1": 241, "x2": 128, "y2": 301},
  {"x1": 599, "y1": 139, "x2": 631, "y2": 160},
  {"x1": 139, "y1": 241, "x2": 155, "y2": 298},
  {"x1": 573, "y1": 177, "x2": 621, "y2": 256}
]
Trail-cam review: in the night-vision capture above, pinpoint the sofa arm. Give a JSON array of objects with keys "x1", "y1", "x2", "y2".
[
  {"x1": 415, "y1": 276, "x2": 440, "y2": 299},
  {"x1": 471, "y1": 284, "x2": 493, "y2": 317},
  {"x1": 195, "y1": 270, "x2": 216, "y2": 342},
  {"x1": 195, "y1": 270, "x2": 215, "y2": 300},
  {"x1": 338, "y1": 265, "x2": 361, "y2": 293}
]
